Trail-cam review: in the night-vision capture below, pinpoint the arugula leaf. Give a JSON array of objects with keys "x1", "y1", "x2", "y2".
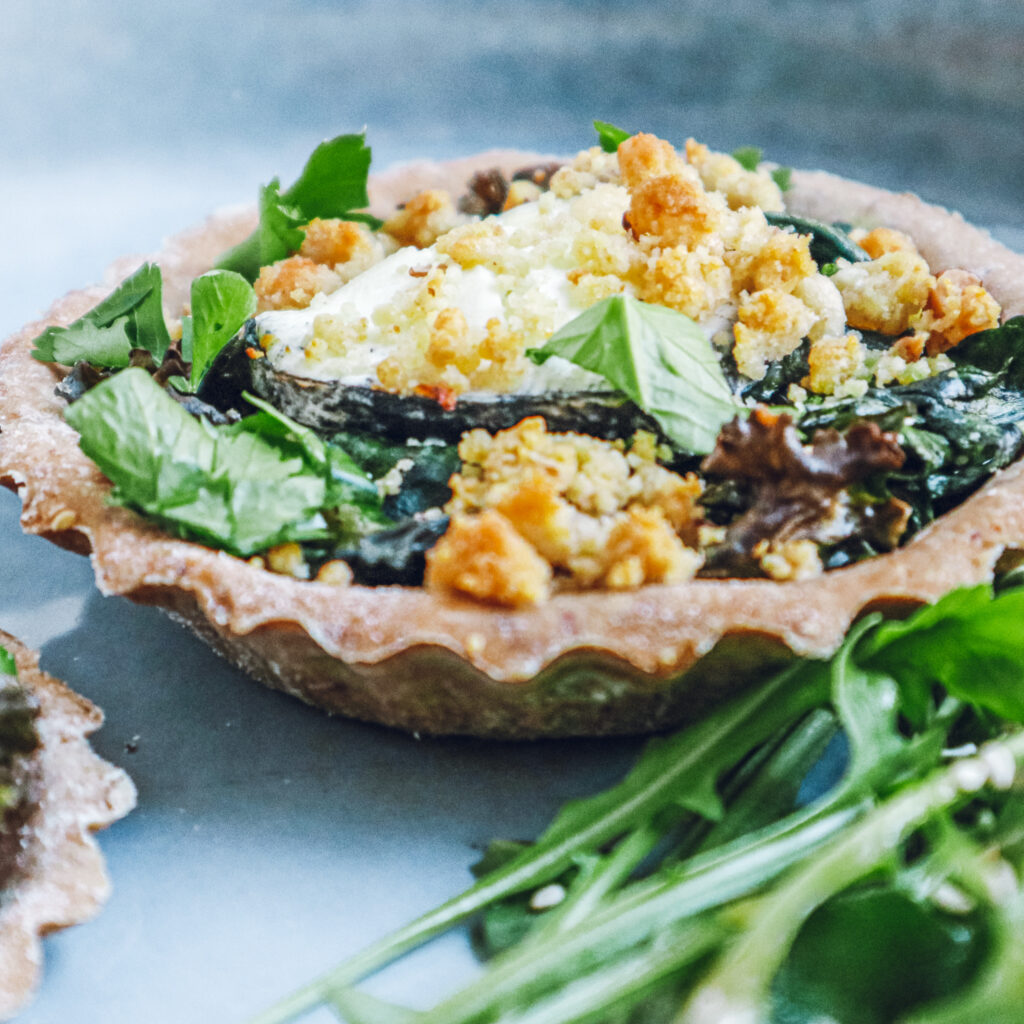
[
  {"x1": 31, "y1": 262, "x2": 171, "y2": 366},
  {"x1": 862, "y1": 585, "x2": 1024, "y2": 723},
  {"x1": 594, "y1": 120, "x2": 632, "y2": 152},
  {"x1": 64, "y1": 368, "x2": 381, "y2": 556},
  {"x1": 528, "y1": 295, "x2": 741, "y2": 455},
  {"x1": 186, "y1": 270, "x2": 257, "y2": 389},
  {"x1": 216, "y1": 132, "x2": 380, "y2": 281},
  {"x1": 0, "y1": 646, "x2": 15, "y2": 678}
]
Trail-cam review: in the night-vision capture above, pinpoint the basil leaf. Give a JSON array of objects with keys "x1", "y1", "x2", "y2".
[
  {"x1": 0, "y1": 646, "x2": 15, "y2": 678},
  {"x1": 593, "y1": 120, "x2": 632, "y2": 153},
  {"x1": 64, "y1": 367, "x2": 382, "y2": 556},
  {"x1": 528, "y1": 295, "x2": 741, "y2": 455},
  {"x1": 216, "y1": 131, "x2": 382, "y2": 282},
  {"x1": 31, "y1": 262, "x2": 171, "y2": 366},
  {"x1": 187, "y1": 271, "x2": 257, "y2": 389}
]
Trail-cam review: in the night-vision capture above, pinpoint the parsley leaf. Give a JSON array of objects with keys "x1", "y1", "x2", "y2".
[
  {"x1": 593, "y1": 120, "x2": 632, "y2": 152},
  {"x1": 31, "y1": 262, "x2": 171, "y2": 367},
  {"x1": 528, "y1": 295, "x2": 741, "y2": 455},
  {"x1": 215, "y1": 132, "x2": 381, "y2": 282},
  {"x1": 64, "y1": 368, "x2": 382, "y2": 556}
]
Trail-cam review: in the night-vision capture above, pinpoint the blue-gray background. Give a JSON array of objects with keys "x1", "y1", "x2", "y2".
[{"x1": 0, "y1": 2, "x2": 1021, "y2": 1021}]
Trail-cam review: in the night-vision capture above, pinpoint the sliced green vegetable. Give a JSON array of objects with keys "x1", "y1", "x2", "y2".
[
  {"x1": 31, "y1": 262, "x2": 171, "y2": 367},
  {"x1": 216, "y1": 132, "x2": 381, "y2": 281},
  {"x1": 527, "y1": 295, "x2": 741, "y2": 455}
]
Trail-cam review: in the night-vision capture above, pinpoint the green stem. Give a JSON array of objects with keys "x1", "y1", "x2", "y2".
[
  {"x1": 246, "y1": 660, "x2": 830, "y2": 1024},
  {"x1": 676, "y1": 730, "x2": 1024, "y2": 1024}
]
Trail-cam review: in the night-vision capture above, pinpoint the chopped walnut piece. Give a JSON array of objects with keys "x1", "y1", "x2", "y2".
[{"x1": 425, "y1": 510, "x2": 552, "y2": 607}]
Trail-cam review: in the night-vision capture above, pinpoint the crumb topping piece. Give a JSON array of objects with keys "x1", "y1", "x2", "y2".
[{"x1": 426, "y1": 417, "x2": 703, "y2": 606}]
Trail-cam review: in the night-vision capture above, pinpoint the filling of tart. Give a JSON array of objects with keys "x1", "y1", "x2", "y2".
[{"x1": 36, "y1": 126, "x2": 1021, "y2": 607}]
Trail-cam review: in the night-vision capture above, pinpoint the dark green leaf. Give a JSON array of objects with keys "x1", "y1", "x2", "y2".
[
  {"x1": 594, "y1": 120, "x2": 632, "y2": 152},
  {"x1": 765, "y1": 212, "x2": 870, "y2": 266},
  {"x1": 31, "y1": 262, "x2": 171, "y2": 366},
  {"x1": 188, "y1": 271, "x2": 257, "y2": 389},
  {"x1": 528, "y1": 295, "x2": 741, "y2": 455},
  {"x1": 772, "y1": 888, "x2": 987, "y2": 1024}
]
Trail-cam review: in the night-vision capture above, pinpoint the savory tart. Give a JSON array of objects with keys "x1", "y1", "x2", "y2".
[
  {"x1": 0, "y1": 631, "x2": 135, "y2": 1019},
  {"x1": 1, "y1": 127, "x2": 1022, "y2": 737}
]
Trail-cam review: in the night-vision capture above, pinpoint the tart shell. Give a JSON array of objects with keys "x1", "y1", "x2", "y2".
[
  {"x1": 0, "y1": 631, "x2": 135, "y2": 1020},
  {"x1": 1, "y1": 153, "x2": 1023, "y2": 739}
]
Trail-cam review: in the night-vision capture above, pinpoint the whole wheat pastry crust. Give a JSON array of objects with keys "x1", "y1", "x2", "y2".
[
  {"x1": 0, "y1": 632, "x2": 135, "y2": 1020},
  {"x1": 1, "y1": 153, "x2": 1023, "y2": 738}
]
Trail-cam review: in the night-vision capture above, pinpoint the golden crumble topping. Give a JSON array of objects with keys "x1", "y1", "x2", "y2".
[
  {"x1": 384, "y1": 189, "x2": 466, "y2": 249},
  {"x1": 831, "y1": 250, "x2": 936, "y2": 335},
  {"x1": 429, "y1": 417, "x2": 704, "y2": 604},
  {"x1": 255, "y1": 256, "x2": 343, "y2": 312}
]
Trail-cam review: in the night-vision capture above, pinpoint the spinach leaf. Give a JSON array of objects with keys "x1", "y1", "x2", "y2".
[
  {"x1": 64, "y1": 368, "x2": 382, "y2": 556},
  {"x1": 594, "y1": 120, "x2": 632, "y2": 152},
  {"x1": 31, "y1": 262, "x2": 171, "y2": 367},
  {"x1": 215, "y1": 132, "x2": 381, "y2": 282},
  {"x1": 186, "y1": 270, "x2": 257, "y2": 389},
  {"x1": 528, "y1": 295, "x2": 741, "y2": 455},
  {"x1": 946, "y1": 315, "x2": 1024, "y2": 385},
  {"x1": 319, "y1": 516, "x2": 451, "y2": 586}
]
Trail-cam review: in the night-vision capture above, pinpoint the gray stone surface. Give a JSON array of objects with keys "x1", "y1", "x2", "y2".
[{"x1": 0, "y1": 2, "x2": 1021, "y2": 1021}]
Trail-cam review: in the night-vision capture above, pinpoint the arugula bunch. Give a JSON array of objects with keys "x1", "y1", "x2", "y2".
[{"x1": 247, "y1": 585, "x2": 1024, "y2": 1024}]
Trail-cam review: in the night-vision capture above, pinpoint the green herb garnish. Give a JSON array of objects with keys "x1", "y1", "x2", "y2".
[
  {"x1": 184, "y1": 270, "x2": 258, "y2": 389},
  {"x1": 215, "y1": 132, "x2": 382, "y2": 282},
  {"x1": 247, "y1": 585, "x2": 1024, "y2": 1023},
  {"x1": 594, "y1": 120, "x2": 632, "y2": 152},
  {"x1": 64, "y1": 368, "x2": 382, "y2": 556},
  {"x1": 31, "y1": 262, "x2": 171, "y2": 367},
  {"x1": 528, "y1": 295, "x2": 741, "y2": 455}
]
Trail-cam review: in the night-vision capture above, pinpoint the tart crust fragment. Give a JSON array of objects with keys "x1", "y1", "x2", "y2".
[
  {"x1": 0, "y1": 631, "x2": 135, "y2": 1020},
  {"x1": 1, "y1": 154, "x2": 1023, "y2": 738}
]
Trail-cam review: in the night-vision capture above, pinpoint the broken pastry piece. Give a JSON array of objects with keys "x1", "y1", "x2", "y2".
[{"x1": 0, "y1": 631, "x2": 135, "y2": 1020}]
